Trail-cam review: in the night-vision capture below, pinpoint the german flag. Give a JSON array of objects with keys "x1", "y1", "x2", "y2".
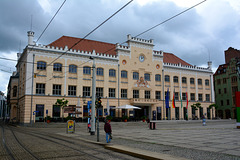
[{"x1": 172, "y1": 91, "x2": 176, "y2": 108}]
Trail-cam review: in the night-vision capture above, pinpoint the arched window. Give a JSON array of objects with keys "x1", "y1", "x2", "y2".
[
  {"x1": 155, "y1": 74, "x2": 161, "y2": 81},
  {"x1": 69, "y1": 65, "x2": 77, "y2": 73},
  {"x1": 190, "y1": 78, "x2": 195, "y2": 84},
  {"x1": 182, "y1": 77, "x2": 187, "y2": 84},
  {"x1": 37, "y1": 61, "x2": 46, "y2": 70},
  {"x1": 121, "y1": 70, "x2": 128, "y2": 78},
  {"x1": 144, "y1": 73, "x2": 150, "y2": 81},
  {"x1": 165, "y1": 75, "x2": 170, "y2": 82},
  {"x1": 53, "y1": 63, "x2": 62, "y2": 72},
  {"x1": 173, "y1": 76, "x2": 178, "y2": 83},
  {"x1": 97, "y1": 68, "x2": 104, "y2": 76},
  {"x1": 198, "y1": 78, "x2": 202, "y2": 85},
  {"x1": 83, "y1": 66, "x2": 91, "y2": 75},
  {"x1": 205, "y1": 79, "x2": 210, "y2": 86},
  {"x1": 133, "y1": 72, "x2": 139, "y2": 80},
  {"x1": 109, "y1": 69, "x2": 116, "y2": 77}
]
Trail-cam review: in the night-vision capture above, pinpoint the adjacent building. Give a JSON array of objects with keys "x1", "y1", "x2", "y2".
[
  {"x1": 214, "y1": 47, "x2": 240, "y2": 119},
  {"x1": 7, "y1": 31, "x2": 215, "y2": 124}
]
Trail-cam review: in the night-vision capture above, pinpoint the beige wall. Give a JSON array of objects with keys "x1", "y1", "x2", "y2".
[{"x1": 12, "y1": 36, "x2": 214, "y2": 124}]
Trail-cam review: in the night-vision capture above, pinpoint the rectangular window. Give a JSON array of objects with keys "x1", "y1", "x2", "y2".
[
  {"x1": 217, "y1": 79, "x2": 221, "y2": 85},
  {"x1": 190, "y1": 93, "x2": 195, "y2": 101},
  {"x1": 53, "y1": 63, "x2": 62, "y2": 72},
  {"x1": 223, "y1": 78, "x2": 227, "y2": 84},
  {"x1": 224, "y1": 88, "x2": 227, "y2": 94},
  {"x1": 109, "y1": 88, "x2": 116, "y2": 98},
  {"x1": 144, "y1": 73, "x2": 150, "y2": 81},
  {"x1": 182, "y1": 93, "x2": 186, "y2": 100},
  {"x1": 218, "y1": 89, "x2": 221, "y2": 94},
  {"x1": 133, "y1": 90, "x2": 139, "y2": 98},
  {"x1": 155, "y1": 91, "x2": 161, "y2": 100},
  {"x1": 36, "y1": 104, "x2": 44, "y2": 118},
  {"x1": 145, "y1": 91, "x2": 150, "y2": 99},
  {"x1": 53, "y1": 84, "x2": 61, "y2": 95},
  {"x1": 227, "y1": 99, "x2": 230, "y2": 105},
  {"x1": 83, "y1": 87, "x2": 91, "y2": 97},
  {"x1": 121, "y1": 89, "x2": 127, "y2": 98},
  {"x1": 198, "y1": 94, "x2": 203, "y2": 101},
  {"x1": 206, "y1": 94, "x2": 210, "y2": 102},
  {"x1": 52, "y1": 105, "x2": 60, "y2": 118},
  {"x1": 83, "y1": 67, "x2": 91, "y2": 75},
  {"x1": 96, "y1": 87, "x2": 103, "y2": 98},
  {"x1": 121, "y1": 71, "x2": 127, "y2": 78},
  {"x1": 174, "y1": 92, "x2": 179, "y2": 101},
  {"x1": 221, "y1": 100, "x2": 223, "y2": 106},
  {"x1": 36, "y1": 83, "x2": 45, "y2": 95},
  {"x1": 68, "y1": 85, "x2": 76, "y2": 96},
  {"x1": 133, "y1": 72, "x2": 139, "y2": 80}
]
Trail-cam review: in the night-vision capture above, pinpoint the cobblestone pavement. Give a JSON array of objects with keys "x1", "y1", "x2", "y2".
[
  {"x1": 32, "y1": 119, "x2": 240, "y2": 160},
  {"x1": 0, "y1": 123, "x2": 141, "y2": 160}
]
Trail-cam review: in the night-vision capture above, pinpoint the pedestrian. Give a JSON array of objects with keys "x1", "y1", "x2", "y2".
[
  {"x1": 202, "y1": 115, "x2": 206, "y2": 126},
  {"x1": 104, "y1": 119, "x2": 112, "y2": 143}
]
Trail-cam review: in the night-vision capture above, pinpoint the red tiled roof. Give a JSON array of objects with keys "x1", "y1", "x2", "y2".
[
  {"x1": 48, "y1": 36, "x2": 117, "y2": 55},
  {"x1": 163, "y1": 52, "x2": 192, "y2": 66}
]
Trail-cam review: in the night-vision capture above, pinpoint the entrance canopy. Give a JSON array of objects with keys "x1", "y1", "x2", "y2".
[{"x1": 117, "y1": 104, "x2": 141, "y2": 109}]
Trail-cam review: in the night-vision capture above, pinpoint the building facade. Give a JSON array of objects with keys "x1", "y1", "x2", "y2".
[
  {"x1": 214, "y1": 47, "x2": 240, "y2": 119},
  {"x1": 8, "y1": 32, "x2": 215, "y2": 124}
]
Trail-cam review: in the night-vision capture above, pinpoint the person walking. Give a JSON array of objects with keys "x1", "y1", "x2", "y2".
[{"x1": 104, "y1": 120, "x2": 112, "y2": 143}]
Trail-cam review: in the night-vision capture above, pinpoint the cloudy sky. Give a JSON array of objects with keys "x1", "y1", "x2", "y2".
[{"x1": 0, "y1": 0, "x2": 240, "y2": 94}]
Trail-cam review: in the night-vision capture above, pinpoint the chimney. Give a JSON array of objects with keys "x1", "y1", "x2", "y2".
[
  {"x1": 208, "y1": 61, "x2": 212, "y2": 70},
  {"x1": 27, "y1": 31, "x2": 34, "y2": 46}
]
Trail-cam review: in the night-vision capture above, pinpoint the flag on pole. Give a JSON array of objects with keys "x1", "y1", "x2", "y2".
[
  {"x1": 165, "y1": 89, "x2": 169, "y2": 108},
  {"x1": 186, "y1": 92, "x2": 188, "y2": 109},
  {"x1": 107, "y1": 98, "x2": 110, "y2": 116},
  {"x1": 180, "y1": 94, "x2": 183, "y2": 108},
  {"x1": 172, "y1": 90, "x2": 176, "y2": 108}
]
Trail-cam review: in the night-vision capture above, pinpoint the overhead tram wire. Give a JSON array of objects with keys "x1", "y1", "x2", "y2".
[
  {"x1": 135, "y1": 0, "x2": 206, "y2": 38},
  {"x1": 0, "y1": 56, "x2": 90, "y2": 69},
  {"x1": 48, "y1": 0, "x2": 134, "y2": 66},
  {"x1": 5, "y1": 0, "x2": 67, "y2": 92},
  {"x1": 100, "y1": 0, "x2": 207, "y2": 55},
  {"x1": 8, "y1": 0, "x2": 134, "y2": 92}
]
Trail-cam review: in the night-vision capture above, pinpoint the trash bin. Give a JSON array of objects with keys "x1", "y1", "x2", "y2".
[{"x1": 149, "y1": 122, "x2": 156, "y2": 130}]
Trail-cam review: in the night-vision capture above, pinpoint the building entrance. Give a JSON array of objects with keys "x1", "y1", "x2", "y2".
[{"x1": 134, "y1": 106, "x2": 149, "y2": 120}]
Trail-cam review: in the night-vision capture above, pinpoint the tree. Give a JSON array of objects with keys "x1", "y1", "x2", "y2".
[
  {"x1": 209, "y1": 103, "x2": 219, "y2": 119},
  {"x1": 55, "y1": 98, "x2": 69, "y2": 120},
  {"x1": 191, "y1": 103, "x2": 202, "y2": 119}
]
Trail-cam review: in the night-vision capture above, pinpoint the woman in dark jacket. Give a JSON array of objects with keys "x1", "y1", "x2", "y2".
[{"x1": 104, "y1": 120, "x2": 112, "y2": 143}]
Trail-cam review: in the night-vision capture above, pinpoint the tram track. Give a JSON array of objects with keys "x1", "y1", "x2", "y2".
[
  {"x1": 1, "y1": 124, "x2": 138, "y2": 160},
  {"x1": 1, "y1": 124, "x2": 41, "y2": 160}
]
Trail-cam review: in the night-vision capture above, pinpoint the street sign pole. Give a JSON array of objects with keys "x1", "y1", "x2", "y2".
[{"x1": 91, "y1": 57, "x2": 96, "y2": 135}]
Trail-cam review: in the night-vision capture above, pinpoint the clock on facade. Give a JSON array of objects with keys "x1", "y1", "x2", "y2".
[{"x1": 139, "y1": 55, "x2": 145, "y2": 62}]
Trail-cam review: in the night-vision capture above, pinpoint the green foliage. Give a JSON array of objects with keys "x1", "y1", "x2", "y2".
[
  {"x1": 209, "y1": 103, "x2": 218, "y2": 110},
  {"x1": 45, "y1": 116, "x2": 51, "y2": 121},
  {"x1": 191, "y1": 102, "x2": 202, "y2": 110},
  {"x1": 55, "y1": 98, "x2": 69, "y2": 109},
  {"x1": 141, "y1": 116, "x2": 147, "y2": 120},
  {"x1": 55, "y1": 98, "x2": 69, "y2": 118},
  {"x1": 122, "y1": 115, "x2": 129, "y2": 120},
  {"x1": 106, "y1": 115, "x2": 112, "y2": 120}
]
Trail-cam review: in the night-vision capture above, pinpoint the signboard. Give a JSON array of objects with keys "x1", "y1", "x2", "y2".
[{"x1": 66, "y1": 120, "x2": 75, "y2": 133}]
